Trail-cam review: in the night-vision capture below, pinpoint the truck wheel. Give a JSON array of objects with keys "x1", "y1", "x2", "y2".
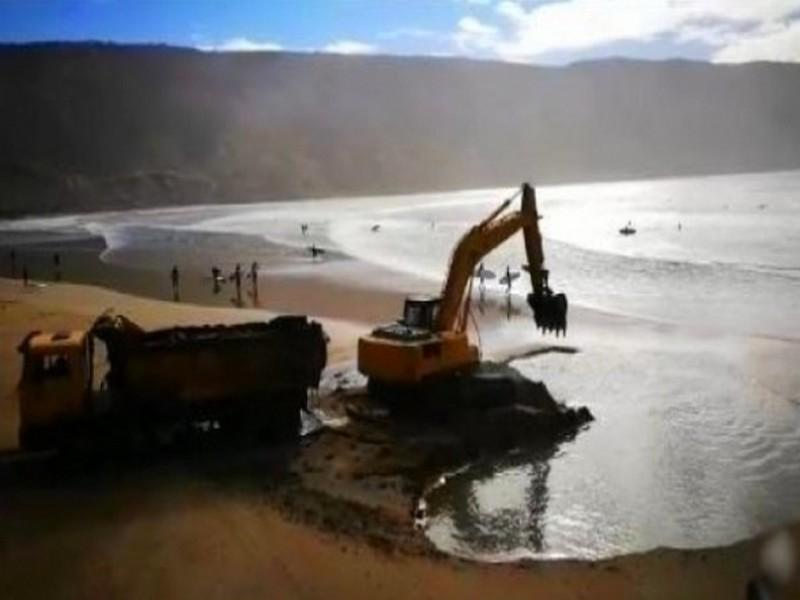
[
  {"x1": 262, "y1": 393, "x2": 303, "y2": 441},
  {"x1": 60, "y1": 431, "x2": 95, "y2": 459},
  {"x1": 18, "y1": 426, "x2": 49, "y2": 451},
  {"x1": 277, "y1": 404, "x2": 302, "y2": 439},
  {"x1": 219, "y1": 414, "x2": 246, "y2": 440}
]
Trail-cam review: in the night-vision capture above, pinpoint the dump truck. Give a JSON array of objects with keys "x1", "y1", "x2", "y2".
[{"x1": 16, "y1": 313, "x2": 327, "y2": 451}]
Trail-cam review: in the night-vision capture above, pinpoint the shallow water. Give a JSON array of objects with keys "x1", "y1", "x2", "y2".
[
  {"x1": 425, "y1": 329, "x2": 800, "y2": 560},
  {"x1": 4, "y1": 170, "x2": 798, "y2": 337},
  {"x1": 2, "y1": 170, "x2": 799, "y2": 559}
]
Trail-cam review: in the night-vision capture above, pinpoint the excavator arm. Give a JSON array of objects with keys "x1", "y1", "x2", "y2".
[{"x1": 436, "y1": 182, "x2": 567, "y2": 335}]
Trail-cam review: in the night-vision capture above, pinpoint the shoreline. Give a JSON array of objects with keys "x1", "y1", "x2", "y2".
[
  {"x1": 3, "y1": 167, "x2": 799, "y2": 222},
  {"x1": 0, "y1": 233, "x2": 429, "y2": 325},
  {"x1": 2, "y1": 278, "x2": 800, "y2": 597}
]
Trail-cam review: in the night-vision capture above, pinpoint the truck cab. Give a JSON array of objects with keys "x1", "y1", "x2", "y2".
[{"x1": 17, "y1": 330, "x2": 93, "y2": 449}]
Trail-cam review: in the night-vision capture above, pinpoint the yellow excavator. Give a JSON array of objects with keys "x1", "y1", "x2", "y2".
[{"x1": 358, "y1": 182, "x2": 567, "y2": 391}]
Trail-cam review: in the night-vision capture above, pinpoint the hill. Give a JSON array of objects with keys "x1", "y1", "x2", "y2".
[{"x1": 1, "y1": 43, "x2": 799, "y2": 217}]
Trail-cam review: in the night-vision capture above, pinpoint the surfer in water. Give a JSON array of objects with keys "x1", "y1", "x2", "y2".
[
  {"x1": 476, "y1": 262, "x2": 487, "y2": 288},
  {"x1": 500, "y1": 265, "x2": 519, "y2": 294},
  {"x1": 619, "y1": 221, "x2": 636, "y2": 235},
  {"x1": 309, "y1": 244, "x2": 325, "y2": 260}
]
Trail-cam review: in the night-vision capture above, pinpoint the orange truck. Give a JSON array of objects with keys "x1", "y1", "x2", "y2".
[{"x1": 16, "y1": 314, "x2": 327, "y2": 451}]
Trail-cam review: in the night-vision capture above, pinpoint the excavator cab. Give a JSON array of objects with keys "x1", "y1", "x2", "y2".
[
  {"x1": 367, "y1": 295, "x2": 442, "y2": 342},
  {"x1": 359, "y1": 294, "x2": 478, "y2": 384},
  {"x1": 402, "y1": 296, "x2": 441, "y2": 331}
]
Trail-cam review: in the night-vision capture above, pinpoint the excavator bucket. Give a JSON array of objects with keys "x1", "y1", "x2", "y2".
[{"x1": 527, "y1": 291, "x2": 568, "y2": 336}]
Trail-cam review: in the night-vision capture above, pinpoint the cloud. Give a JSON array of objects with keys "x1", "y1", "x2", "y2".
[
  {"x1": 454, "y1": 16, "x2": 498, "y2": 51},
  {"x1": 200, "y1": 37, "x2": 282, "y2": 52},
  {"x1": 453, "y1": 0, "x2": 800, "y2": 63},
  {"x1": 322, "y1": 40, "x2": 378, "y2": 54},
  {"x1": 379, "y1": 27, "x2": 441, "y2": 41},
  {"x1": 199, "y1": 37, "x2": 379, "y2": 57},
  {"x1": 713, "y1": 20, "x2": 800, "y2": 62},
  {"x1": 459, "y1": 15, "x2": 498, "y2": 36}
]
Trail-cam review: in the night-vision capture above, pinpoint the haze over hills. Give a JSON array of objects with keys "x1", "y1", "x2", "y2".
[{"x1": 1, "y1": 43, "x2": 799, "y2": 217}]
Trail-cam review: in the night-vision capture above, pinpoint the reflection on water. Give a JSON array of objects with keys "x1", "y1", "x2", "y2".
[
  {"x1": 425, "y1": 445, "x2": 561, "y2": 560},
  {"x1": 473, "y1": 289, "x2": 523, "y2": 321}
]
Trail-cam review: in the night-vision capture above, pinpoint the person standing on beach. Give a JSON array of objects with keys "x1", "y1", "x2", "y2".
[
  {"x1": 249, "y1": 261, "x2": 259, "y2": 301},
  {"x1": 171, "y1": 265, "x2": 180, "y2": 301},
  {"x1": 211, "y1": 266, "x2": 222, "y2": 294},
  {"x1": 231, "y1": 263, "x2": 243, "y2": 304},
  {"x1": 10, "y1": 249, "x2": 16, "y2": 278},
  {"x1": 22, "y1": 265, "x2": 28, "y2": 286},
  {"x1": 53, "y1": 252, "x2": 61, "y2": 281}
]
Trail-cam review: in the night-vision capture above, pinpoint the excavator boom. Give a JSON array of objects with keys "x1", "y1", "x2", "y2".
[{"x1": 437, "y1": 183, "x2": 552, "y2": 332}]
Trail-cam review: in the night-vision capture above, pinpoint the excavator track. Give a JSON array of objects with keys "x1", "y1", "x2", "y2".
[{"x1": 366, "y1": 362, "x2": 592, "y2": 447}]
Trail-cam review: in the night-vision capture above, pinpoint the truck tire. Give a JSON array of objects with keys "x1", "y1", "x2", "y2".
[
  {"x1": 18, "y1": 425, "x2": 50, "y2": 452},
  {"x1": 260, "y1": 390, "x2": 304, "y2": 441}
]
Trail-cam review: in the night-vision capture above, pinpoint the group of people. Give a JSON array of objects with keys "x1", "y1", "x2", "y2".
[
  {"x1": 8, "y1": 249, "x2": 62, "y2": 285},
  {"x1": 472, "y1": 262, "x2": 525, "y2": 321},
  {"x1": 6, "y1": 245, "x2": 267, "y2": 308},
  {"x1": 474, "y1": 262, "x2": 520, "y2": 294},
  {"x1": 169, "y1": 261, "x2": 260, "y2": 306}
]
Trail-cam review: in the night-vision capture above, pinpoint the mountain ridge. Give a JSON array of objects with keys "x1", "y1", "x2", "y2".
[{"x1": 1, "y1": 43, "x2": 798, "y2": 217}]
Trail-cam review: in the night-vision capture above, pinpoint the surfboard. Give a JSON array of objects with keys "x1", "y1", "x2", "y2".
[
  {"x1": 499, "y1": 271, "x2": 520, "y2": 286},
  {"x1": 474, "y1": 266, "x2": 496, "y2": 280}
]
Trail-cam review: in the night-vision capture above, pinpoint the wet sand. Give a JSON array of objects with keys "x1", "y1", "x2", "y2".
[{"x1": 2, "y1": 276, "x2": 800, "y2": 598}]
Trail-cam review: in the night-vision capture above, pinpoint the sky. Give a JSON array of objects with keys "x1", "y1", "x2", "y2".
[{"x1": 0, "y1": 0, "x2": 799, "y2": 65}]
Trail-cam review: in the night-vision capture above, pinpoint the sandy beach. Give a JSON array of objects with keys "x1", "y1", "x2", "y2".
[{"x1": 1, "y1": 275, "x2": 799, "y2": 599}]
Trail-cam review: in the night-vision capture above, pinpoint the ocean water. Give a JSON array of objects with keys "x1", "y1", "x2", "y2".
[
  {"x1": 2, "y1": 170, "x2": 799, "y2": 559},
  {"x1": 4, "y1": 170, "x2": 798, "y2": 337}
]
